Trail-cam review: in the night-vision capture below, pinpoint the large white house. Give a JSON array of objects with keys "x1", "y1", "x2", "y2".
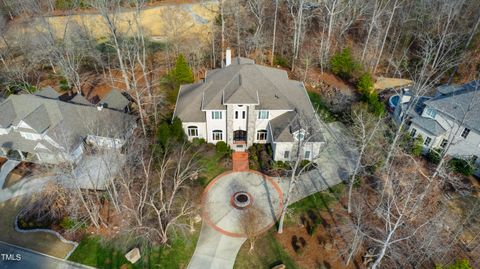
[
  {"x1": 395, "y1": 80, "x2": 480, "y2": 170},
  {"x1": 173, "y1": 53, "x2": 324, "y2": 161}
]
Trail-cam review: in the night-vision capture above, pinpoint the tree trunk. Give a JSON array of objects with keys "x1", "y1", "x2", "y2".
[
  {"x1": 271, "y1": 0, "x2": 279, "y2": 66},
  {"x1": 373, "y1": 0, "x2": 398, "y2": 74}
]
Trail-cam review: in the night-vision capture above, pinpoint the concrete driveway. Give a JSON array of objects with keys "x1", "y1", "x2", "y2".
[
  {"x1": 0, "y1": 160, "x2": 20, "y2": 189},
  {"x1": 0, "y1": 241, "x2": 92, "y2": 269}
]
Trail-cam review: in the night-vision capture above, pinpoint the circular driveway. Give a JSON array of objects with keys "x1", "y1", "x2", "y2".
[{"x1": 202, "y1": 171, "x2": 284, "y2": 238}]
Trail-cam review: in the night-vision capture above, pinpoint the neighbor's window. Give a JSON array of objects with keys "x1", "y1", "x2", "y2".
[
  {"x1": 256, "y1": 130, "x2": 268, "y2": 141},
  {"x1": 212, "y1": 111, "x2": 222, "y2": 119},
  {"x1": 188, "y1": 126, "x2": 198, "y2": 137},
  {"x1": 284, "y1": 150, "x2": 290, "y2": 159},
  {"x1": 426, "y1": 108, "x2": 436, "y2": 118},
  {"x1": 440, "y1": 139, "x2": 448, "y2": 148},
  {"x1": 461, "y1": 128, "x2": 470, "y2": 138},
  {"x1": 424, "y1": 137, "x2": 432, "y2": 146},
  {"x1": 304, "y1": 150, "x2": 311, "y2": 159},
  {"x1": 410, "y1": 128, "x2": 417, "y2": 137},
  {"x1": 258, "y1": 110, "x2": 269, "y2": 119},
  {"x1": 212, "y1": 130, "x2": 223, "y2": 140}
]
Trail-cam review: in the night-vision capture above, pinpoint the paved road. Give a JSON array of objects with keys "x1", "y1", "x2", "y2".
[
  {"x1": 0, "y1": 241, "x2": 92, "y2": 269},
  {"x1": 0, "y1": 160, "x2": 20, "y2": 189}
]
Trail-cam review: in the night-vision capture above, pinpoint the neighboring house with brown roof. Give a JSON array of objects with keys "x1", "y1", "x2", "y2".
[
  {"x1": 174, "y1": 53, "x2": 325, "y2": 161},
  {"x1": 0, "y1": 88, "x2": 136, "y2": 164},
  {"x1": 395, "y1": 80, "x2": 480, "y2": 171}
]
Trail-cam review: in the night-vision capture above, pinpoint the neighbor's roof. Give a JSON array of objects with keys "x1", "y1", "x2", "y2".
[
  {"x1": 411, "y1": 117, "x2": 446, "y2": 136},
  {"x1": 0, "y1": 93, "x2": 136, "y2": 153},
  {"x1": 374, "y1": 77, "x2": 413, "y2": 91},
  {"x1": 35, "y1": 87, "x2": 60, "y2": 99},
  {"x1": 70, "y1": 93, "x2": 92, "y2": 106},
  {"x1": 0, "y1": 100, "x2": 16, "y2": 128},
  {"x1": 100, "y1": 89, "x2": 130, "y2": 111},
  {"x1": 174, "y1": 57, "x2": 315, "y2": 122},
  {"x1": 425, "y1": 80, "x2": 480, "y2": 131}
]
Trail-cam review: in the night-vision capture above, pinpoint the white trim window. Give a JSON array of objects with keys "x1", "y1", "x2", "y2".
[
  {"x1": 304, "y1": 150, "x2": 311, "y2": 159},
  {"x1": 188, "y1": 126, "x2": 198, "y2": 137},
  {"x1": 424, "y1": 137, "x2": 432, "y2": 146},
  {"x1": 212, "y1": 130, "x2": 223, "y2": 141},
  {"x1": 425, "y1": 108, "x2": 436, "y2": 118},
  {"x1": 256, "y1": 130, "x2": 268, "y2": 141},
  {"x1": 212, "y1": 111, "x2": 222, "y2": 120},
  {"x1": 258, "y1": 110, "x2": 269, "y2": 119},
  {"x1": 284, "y1": 150, "x2": 290, "y2": 159},
  {"x1": 461, "y1": 128, "x2": 470, "y2": 139},
  {"x1": 235, "y1": 111, "x2": 239, "y2": 119}
]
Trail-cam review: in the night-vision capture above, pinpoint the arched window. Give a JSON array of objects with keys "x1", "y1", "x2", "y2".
[
  {"x1": 187, "y1": 126, "x2": 198, "y2": 137},
  {"x1": 212, "y1": 130, "x2": 223, "y2": 141},
  {"x1": 256, "y1": 129, "x2": 268, "y2": 141}
]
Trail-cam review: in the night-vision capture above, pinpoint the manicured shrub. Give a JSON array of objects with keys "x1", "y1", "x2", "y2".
[
  {"x1": 330, "y1": 48, "x2": 359, "y2": 80},
  {"x1": 426, "y1": 149, "x2": 441, "y2": 165},
  {"x1": 156, "y1": 117, "x2": 186, "y2": 148},
  {"x1": 191, "y1": 138, "x2": 206, "y2": 147},
  {"x1": 449, "y1": 158, "x2": 474, "y2": 176},
  {"x1": 411, "y1": 135, "x2": 424, "y2": 157},
  {"x1": 215, "y1": 141, "x2": 230, "y2": 155}
]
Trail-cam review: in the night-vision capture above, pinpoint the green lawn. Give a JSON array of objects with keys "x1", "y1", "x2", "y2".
[
  {"x1": 198, "y1": 152, "x2": 229, "y2": 187},
  {"x1": 234, "y1": 231, "x2": 299, "y2": 269},
  {"x1": 69, "y1": 233, "x2": 199, "y2": 269}
]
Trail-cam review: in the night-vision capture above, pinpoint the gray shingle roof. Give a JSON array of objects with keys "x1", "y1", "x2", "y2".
[
  {"x1": 22, "y1": 104, "x2": 50, "y2": 133},
  {"x1": 100, "y1": 89, "x2": 130, "y2": 111},
  {"x1": 0, "y1": 93, "x2": 136, "y2": 154},
  {"x1": 174, "y1": 57, "x2": 316, "y2": 123},
  {"x1": 425, "y1": 80, "x2": 480, "y2": 131},
  {"x1": 0, "y1": 100, "x2": 16, "y2": 128},
  {"x1": 70, "y1": 93, "x2": 92, "y2": 106},
  {"x1": 411, "y1": 117, "x2": 446, "y2": 136},
  {"x1": 269, "y1": 111, "x2": 297, "y2": 142},
  {"x1": 35, "y1": 87, "x2": 60, "y2": 99}
]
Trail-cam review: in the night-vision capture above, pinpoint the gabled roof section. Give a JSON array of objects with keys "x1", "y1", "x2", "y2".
[
  {"x1": 22, "y1": 104, "x2": 50, "y2": 133},
  {"x1": 426, "y1": 80, "x2": 480, "y2": 131},
  {"x1": 70, "y1": 93, "x2": 92, "y2": 106},
  {"x1": 270, "y1": 111, "x2": 297, "y2": 142},
  {"x1": 0, "y1": 100, "x2": 16, "y2": 128},
  {"x1": 411, "y1": 117, "x2": 446, "y2": 136},
  {"x1": 173, "y1": 82, "x2": 206, "y2": 122},
  {"x1": 100, "y1": 89, "x2": 130, "y2": 111},
  {"x1": 223, "y1": 74, "x2": 259, "y2": 104},
  {"x1": 35, "y1": 87, "x2": 60, "y2": 99}
]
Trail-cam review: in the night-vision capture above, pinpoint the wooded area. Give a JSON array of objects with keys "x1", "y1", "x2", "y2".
[{"x1": 0, "y1": 0, "x2": 479, "y2": 268}]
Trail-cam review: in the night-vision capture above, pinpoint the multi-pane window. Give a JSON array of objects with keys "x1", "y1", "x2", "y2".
[
  {"x1": 440, "y1": 139, "x2": 448, "y2": 148},
  {"x1": 187, "y1": 126, "x2": 198, "y2": 137},
  {"x1": 284, "y1": 151, "x2": 290, "y2": 159},
  {"x1": 410, "y1": 128, "x2": 417, "y2": 137},
  {"x1": 304, "y1": 151, "x2": 311, "y2": 159},
  {"x1": 461, "y1": 128, "x2": 470, "y2": 138},
  {"x1": 424, "y1": 137, "x2": 432, "y2": 146},
  {"x1": 212, "y1": 130, "x2": 223, "y2": 140},
  {"x1": 426, "y1": 108, "x2": 436, "y2": 118},
  {"x1": 256, "y1": 130, "x2": 268, "y2": 141},
  {"x1": 212, "y1": 111, "x2": 222, "y2": 119},
  {"x1": 258, "y1": 110, "x2": 269, "y2": 119}
]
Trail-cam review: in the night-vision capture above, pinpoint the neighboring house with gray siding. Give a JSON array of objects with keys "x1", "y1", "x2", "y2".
[
  {"x1": 0, "y1": 88, "x2": 136, "y2": 164},
  {"x1": 173, "y1": 52, "x2": 325, "y2": 161},
  {"x1": 395, "y1": 80, "x2": 480, "y2": 170}
]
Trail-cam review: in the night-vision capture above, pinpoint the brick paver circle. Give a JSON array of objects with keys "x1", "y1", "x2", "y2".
[{"x1": 202, "y1": 170, "x2": 284, "y2": 238}]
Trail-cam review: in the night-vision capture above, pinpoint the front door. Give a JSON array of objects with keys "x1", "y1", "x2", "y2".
[{"x1": 233, "y1": 130, "x2": 247, "y2": 144}]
